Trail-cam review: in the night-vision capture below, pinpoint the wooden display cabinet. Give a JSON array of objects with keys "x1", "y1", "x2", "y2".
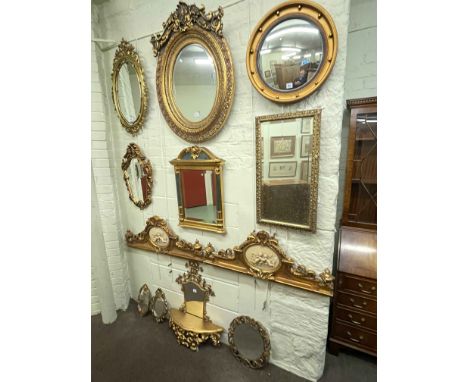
[{"x1": 342, "y1": 97, "x2": 377, "y2": 229}]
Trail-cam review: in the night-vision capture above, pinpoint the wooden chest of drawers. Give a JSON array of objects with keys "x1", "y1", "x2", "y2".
[{"x1": 329, "y1": 226, "x2": 377, "y2": 356}]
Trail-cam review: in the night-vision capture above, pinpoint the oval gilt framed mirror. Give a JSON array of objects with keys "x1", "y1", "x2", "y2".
[
  {"x1": 137, "y1": 284, "x2": 152, "y2": 317},
  {"x1": 121, "y1": 143, "x2": 153, "y2": 209},
  {"x1": 228, "y1": 316, "x2": 270, "y2": 368},
  {"x1": 111, "y1": 39, "x2": 148, "y2": 135},
  {"x1": 151, "y1": 2, "x2": 234, "y2": 143},
  {"x1": 246, "y1": 1, "x2": 337, "y2": 103},
  {"x1": 150, "y1": 288, "x2": 169, "y2": 323}
]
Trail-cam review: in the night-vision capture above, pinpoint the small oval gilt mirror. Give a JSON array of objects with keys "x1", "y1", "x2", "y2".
[
  {"x1": 229, "y1": 316, "x2": 270, "y2": 368},
  {"x1": 246, "y1": 1, "x2": 338, "y2": 103},
  {"x1": 150, "y1": 288, "x2": 168, "y2": 323},
  {"x1": 112, "y1": 39, "x2": 148, "y2": 135},
  {"x1": 121, "y1": 143, "x2": 153, "y2": 209},
  {"x1": 137, "y1": 284, "x2": 152, "y2": 317}
]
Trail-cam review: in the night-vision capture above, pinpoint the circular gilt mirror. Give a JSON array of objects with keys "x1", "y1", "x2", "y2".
[
  {"x1": 152, "y1": 3, "x2": 234, "y2": 143},
  {"x1": 172, "y1": 44, "x2": 218, "y2": 123},
  {"x1": 228, "y1": 316, "x2": 270, "y2": 368},
  {"x1": 150, "y1": 288, "x2": 168, "y2": 323},
  {"x1": 137, "y1": 284, "x2": 152, "y2": 317},
  {"x1": 112, "y1": 39, "x2": 148, "y2": 135},
  {"x1": 246, "y1": 1, "x2": 337, "y2": 103}
]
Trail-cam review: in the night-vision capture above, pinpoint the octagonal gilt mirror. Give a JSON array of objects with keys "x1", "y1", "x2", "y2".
[
  {"x1": 256, "y1": 109, "x2": 321, "y2": 231},
  {"x1": 151, "y1": 2, "x2": 234, "y2": 143},
  {"x1": 111, "y1": 39, "x2": 148, "y2": 135},
  {"x1": 121, "y1": 143, "x2": 153, "y2": 209},
  {"x1": 170, "y1": 146, "x2": 225, "y2": 233},
  {"x1": 246, "y1": 1, "x2": 337, "y2": 103}
]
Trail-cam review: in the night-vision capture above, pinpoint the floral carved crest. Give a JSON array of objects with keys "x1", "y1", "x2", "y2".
[{"x1": 150, "y1": 2, "x2": 224, "y2": 56}]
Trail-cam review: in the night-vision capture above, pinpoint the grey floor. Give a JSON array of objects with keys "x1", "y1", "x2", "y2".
[{"x1": 91, "y1": 300, "x2": 376, "y2": 382}]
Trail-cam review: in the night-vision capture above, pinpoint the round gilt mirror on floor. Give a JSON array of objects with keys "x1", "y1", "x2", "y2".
[
  {"x1": 111, "y1": 39, "x2": 148, "y2": 135},
  {"x1": 151, "y1": 3, "x2": 234, "y2": 143},
  {"x1": 246, "y1": 1, "x2": 338, "y2": 103},
  {"x1": 228, "y1": 316, "x2": 270, "y2": 368}
]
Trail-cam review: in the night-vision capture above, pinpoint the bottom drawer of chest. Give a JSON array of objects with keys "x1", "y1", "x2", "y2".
[{"x1": 332, "y1": 321, "x2": 377, "y2": 351}]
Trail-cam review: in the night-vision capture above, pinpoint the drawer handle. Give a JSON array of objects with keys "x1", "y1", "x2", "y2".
[
  {"x1": 358, "y1": 283, "x2": 376, "y2": 294},
  {"x1": 347, "y1": 314, "x2": 365, "y2": 325},
  {"x1": 349, "y1": 297, "x2": 367, "y2": 309},
  {"x1": 346, "y1": 331, "x2": 364, "y2": 343}
]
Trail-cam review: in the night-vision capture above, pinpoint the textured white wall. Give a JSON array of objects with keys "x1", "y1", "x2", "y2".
[{"x1": 92, "y1": 0, "x2": 350, "y2": 380}]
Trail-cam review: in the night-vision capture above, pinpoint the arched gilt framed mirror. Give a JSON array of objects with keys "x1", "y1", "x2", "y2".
[
  {"x1": 151, "y1": 2, "x2": 234, "y2": 143},
  {"x1": 121, "y1": 143, "x2": 153, "y2": 209},
  {"x1": 170, "y1": 146, "x2": 225, "y2": 233},
  {"x1": 111, "y1": 39, "x2": 148, "y2": 135},
  {"x1": 246, "y1": 1, "x2": 337, "y2": 103}
]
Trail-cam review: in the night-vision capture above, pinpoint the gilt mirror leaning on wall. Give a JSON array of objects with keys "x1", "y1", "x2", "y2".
[
  {"x1": 150, "y1": 2, "x2": 234, "y2": 143},
  {"x1": 256, "y1": 110, "x2": 321, "y2": 231},
  {"x1": 170, "y1": 146, "x2": 225, "y2": 233},
  {"x1": 111, "y1": 39, "x2": 148, "y2": 135},
  {"x1": 246, "y1": 1, "x2": 337, "y2": 103}
]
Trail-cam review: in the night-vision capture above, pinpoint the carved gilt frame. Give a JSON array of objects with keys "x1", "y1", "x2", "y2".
[
  {"x1": 111, "y1": 39, "x2": 148, "y2": 135},
  {"x1": 125, "y1": 216, "x2": 334, "y2": 296},
  {"x1": 151, "y1": 288, "x2": 169, "y2": 323},
  {"x1": 246, "y1": 1, "x2": 338, "y2": 103},
  {"x1": 121, "y1": 143, "x2": 153, "y2": 209},
  {"x1": 228, "y1": 316, "x2": 270, "y2": 369},
  {"x1": 170, "y1": 146, "x2": 225, "y2": 234},
  {"x1": 256, "y1": 109, "x2": 321, "y2": 231},
  {"x1": 151, "y1": 2, "x2": 234, "y2": 143}
]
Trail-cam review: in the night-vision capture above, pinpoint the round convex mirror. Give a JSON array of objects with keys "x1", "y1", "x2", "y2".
[
  {"x1": 258, "y1": 18, "x2": 324, "y2": 91},
  {"x1": 117, "y1": 62, "x2": 142, "y2": 124},
  {"x1": 229, "y1": 316, "x2": 270, "y2": 368},
  {"x1": 172, "y1": 44, "x2": 217, "y2": 123}
]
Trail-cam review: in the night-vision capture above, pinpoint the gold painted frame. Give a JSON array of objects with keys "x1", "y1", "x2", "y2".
[
  {"x1": 121, "y1": 143, "x2": 153, "y2": 209},
  {"x1": 126, "y1": 216, "x2": 334, "y2": 296},
  {"x1": 256, "y1": 109, "x2": 321, "y2": 231},
  {"x1": 246, "y1": 1, "x2": 338, "y2": 103},
  {"x1": 228, "y1": 316, "x2": 270, "y2": 369},
  {"x1": 111, "y1": 39, "x2": 148, "y2": 135},
  {"x1": 170, "y1": 146, "x2": 225, "y2": 233},
  {"x1": 151, "y1": 2, "x2": 234, "y2": 143}
]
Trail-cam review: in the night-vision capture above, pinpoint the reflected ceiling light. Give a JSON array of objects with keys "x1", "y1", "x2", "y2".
[
  {"x1": 194, "y1": 58, "x2": 213, "y2": 65},
  {"x1": 260, "y1": 49, "x2": 271, "y2": 55},
  {"x1": 293, "y1": 55, "x2": 301, "y2": 59},
  {"x1": 280, "y1": 47, "x2": 301, "y2": 52},
  {"x1": 266, "y1": 27, "x2": 319, "y2": 42},
  {"x1": 303, "y1": 53, "x2": 312, "y2": 58}
]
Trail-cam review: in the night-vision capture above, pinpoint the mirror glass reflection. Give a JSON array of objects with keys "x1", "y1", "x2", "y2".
[
  {"x1": 180, "y1": 169, "x2": 218, "y2": 224},
  {"x1": 127, "y1": 158, "x2": 145, "y2": 203},
  {"x1": 173, "y1": 44, "x2": 217, "y2": 123},
  {"x1": 117, "y1": 62, "x2": 141, "y2": 123},
  {"x1": 259, "y1": 116, "x2": 314, "y2": 226},
  {"x1": 233, "y1": 324, "x2": 264, "y2": 360},
  {"x1": 258, "y1": 18, "x2": 324, "y2": 91},
  {"x1": 154, "y1": 299, "x2": 166, "y2": 316}
]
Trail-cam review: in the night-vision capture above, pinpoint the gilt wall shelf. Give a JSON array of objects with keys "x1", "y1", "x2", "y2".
[{"x1": 125, "y1": 216, "x2": 334, "y2": 297}]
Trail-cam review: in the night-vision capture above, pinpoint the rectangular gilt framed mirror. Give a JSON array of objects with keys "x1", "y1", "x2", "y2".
[
  {"x1": 256, "y1": 110, "x2": 321, "y2": 232},
  {"x1": 170, "y1": 146, "x2": 225, "y2": 234}
]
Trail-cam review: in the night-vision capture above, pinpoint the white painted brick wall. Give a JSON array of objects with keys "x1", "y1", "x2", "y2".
[
  {"x1": 91, "y1": 9, "x2": 131, "y2": 313},
  {"x1": 93, "y1": 0, "x2": 351, "y2": 380}
]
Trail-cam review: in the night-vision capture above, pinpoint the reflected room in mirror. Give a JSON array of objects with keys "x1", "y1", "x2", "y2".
[
  {"x1": 246, "y1": 1, "x2": 338, "y2": 103},
  {"x1": 172, "y1": 44, "x2": 217, "y2": 123},
  {"x1": 170, "y1": 146, "x2": 225, "y2": 233},
  {"x1": 117, "y1": 62, "x2": 142, "y2": 124},
  {"x1": 121, "y1": 143, "x2": 153, "y2": 209},
  {"x1": 256, "y1": 110, "x2": 321, "y2": 231}
]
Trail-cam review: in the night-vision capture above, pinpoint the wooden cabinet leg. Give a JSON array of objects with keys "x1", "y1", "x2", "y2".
[{"x1": 328, "y1": 340, "x2": 340, "y2": 355}]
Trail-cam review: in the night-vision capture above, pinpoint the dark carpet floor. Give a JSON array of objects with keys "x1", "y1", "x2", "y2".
[{"x1": 92, "y1": 300, "x2": 376, "y2": 382}]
